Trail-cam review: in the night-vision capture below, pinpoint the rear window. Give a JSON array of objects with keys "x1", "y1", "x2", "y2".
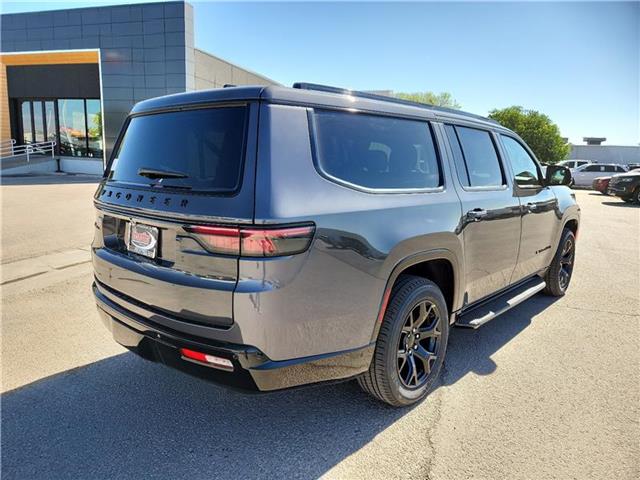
[
  {"x1": 447, "y1": 125, "x2": 505, "y2": 188},
  {"x1": 107, "y1": 106, "x2": 247, "y2": 192},
  {"x1": 312, "y1": 110, "x2": 441, "y2": 190}
]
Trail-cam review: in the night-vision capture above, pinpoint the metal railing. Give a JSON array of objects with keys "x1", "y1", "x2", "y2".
[{"x1": 0, "y1": 139, "x2": 56, "y2": 162}]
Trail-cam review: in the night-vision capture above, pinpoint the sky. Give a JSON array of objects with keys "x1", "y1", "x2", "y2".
[{"x1": 2, "y1": 1, "x2": 638, "y2": 145}]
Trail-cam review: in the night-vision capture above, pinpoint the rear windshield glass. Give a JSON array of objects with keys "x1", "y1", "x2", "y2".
[{"x1": 107, "y1": 106, "x2": 247, "y2": 192}]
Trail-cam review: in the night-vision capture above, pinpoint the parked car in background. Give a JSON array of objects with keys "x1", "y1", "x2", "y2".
[
  {"x1": 608, "y1": 169, "x2": 640, "y2": 203},
  {"x1": 91, "y1": 83, "x2": 580, "y2": 407},
  {"x1": 572, "y1": 163, "x2": 627, "y2": 187},
  {"x1": 592, "y1": 176, "x2": 611, "y2": 194},
  {"x1": 558, "y1": 159, "x2": 594, "y2": 171}
]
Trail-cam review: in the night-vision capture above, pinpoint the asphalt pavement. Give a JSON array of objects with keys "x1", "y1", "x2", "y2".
[{"x1": 1, "y1": 177, "x2": 638, "y2": 479}]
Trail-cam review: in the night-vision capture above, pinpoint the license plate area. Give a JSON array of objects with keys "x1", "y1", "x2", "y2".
[{"x1": 127, "y1": 222, "x2": 159, "y2": 259}]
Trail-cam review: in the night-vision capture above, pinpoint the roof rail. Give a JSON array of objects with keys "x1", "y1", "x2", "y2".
[{"x1": 292, "y1": 82, "x2": 498, "y2": 125}]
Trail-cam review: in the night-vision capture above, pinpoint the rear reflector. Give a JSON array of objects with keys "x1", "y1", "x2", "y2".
[
  {"x1": 185, "y1": 224, "x2": 315, "y2": 257},
  {"x1": 180, "y1": 348, "x2": 234, "y2": 371}
]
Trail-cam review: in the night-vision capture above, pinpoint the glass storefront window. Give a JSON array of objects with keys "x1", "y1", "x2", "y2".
[
  {"x1": 45, "y1": 101, "x2": 56, "y2": 143},
  {"x1": 33, "y1": 101, "x2": 44, "y2": 142},
  {"x1": 86, "y1": 99, "x2": 103, "y2": 159},
  {"x1": 21, "y1": 102, "x2": 32, "y2": 144},
  {"x1": 58, "y1": 99, "x2": 87, "y2": 157},
  {"x1": 17, "y1": 98, "x2": 102, "y2": 158}
]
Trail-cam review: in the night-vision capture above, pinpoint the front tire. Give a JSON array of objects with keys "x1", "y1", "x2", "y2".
[
  {"x1": 358, "y1": 275, "x2": 449, "y2": 407},
  {"x1": 544, "y1": 228, "x2": 576, "y2": 296}
]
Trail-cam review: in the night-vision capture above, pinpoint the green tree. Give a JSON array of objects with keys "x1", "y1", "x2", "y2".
[
  {"x1": 394, "y1": 91, "x2": 461, "y2": 109},
  {"x1": 488, "y1": 106, "x2": 570, "y2": 164}
]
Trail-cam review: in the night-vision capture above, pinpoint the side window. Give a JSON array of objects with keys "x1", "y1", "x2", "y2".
[
  {"x1": 603, "y1": 165, "x2": 616, "y2": 173},
  {"x1": 312, "y1": 110, "x2": 441, "y2": 190},
  {"x1": 583, "y1": 165, "x2": 601, "y2": 172},
  {"x1": 453, "y1": 126, "x2": 505, "y2": 187},
  {"x1": 616, "y1": 166, "x2": 626, "y2": 172},
  {"x1": 444, "y1": 124, "x2": 470, "y2": 186},
  {"x1": 500, "y1": 135, "x2": 542, "y2": 187}
]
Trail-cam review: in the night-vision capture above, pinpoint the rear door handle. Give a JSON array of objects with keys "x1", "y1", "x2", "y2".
[{"x1": 466, "y1": 208, "x2": 488, "y2": 221}]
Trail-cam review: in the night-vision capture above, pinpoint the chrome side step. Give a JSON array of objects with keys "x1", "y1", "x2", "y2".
[{"x1": 454, "y1": 277, "x2": 547, "y2": 329}]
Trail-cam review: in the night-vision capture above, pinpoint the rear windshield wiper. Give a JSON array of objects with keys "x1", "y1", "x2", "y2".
[{"x1": 137, "y1": 167, "x2": 189, "y2": 179}]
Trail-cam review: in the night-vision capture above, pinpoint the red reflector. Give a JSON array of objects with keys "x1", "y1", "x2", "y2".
[
  {"x1": 180, "y1": 348, "x2": 208, "y2": 363},
  {"x1": 179, "y1": 348, "x2": 234, "y2": 371}
]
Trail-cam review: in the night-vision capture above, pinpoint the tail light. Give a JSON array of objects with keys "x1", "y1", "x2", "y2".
[{"x1": 184, "y1": 224, "x2": 315, "y2": 257}]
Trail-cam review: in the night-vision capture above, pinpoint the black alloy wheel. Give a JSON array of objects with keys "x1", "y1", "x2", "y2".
[
  {"x1": 397, "y1": 300, "x2": 442, "y2": 389},
  {"x1": 558, "y1": 236, "x2": 575, "y2": 291},
  {"x1": 544, "y1": 228, "x2": 576, "y2": 297},
  {"x1": 358, "y1": 275, "x2": 449, "y2": 407}
]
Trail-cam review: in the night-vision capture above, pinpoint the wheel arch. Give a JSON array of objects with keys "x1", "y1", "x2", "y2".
[{"x1": 370, "y1": 249, "x2": 463, "y2": 343}]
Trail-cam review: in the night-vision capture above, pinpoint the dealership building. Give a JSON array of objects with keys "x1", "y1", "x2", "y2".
[{"x1": 0, "y1": 1, "x2": 278, "y2": 174}]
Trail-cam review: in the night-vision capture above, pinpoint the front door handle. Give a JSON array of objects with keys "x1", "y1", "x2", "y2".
[
  {"x1": 526, "y1": 202, "x2": 538, "y2": 212},
  {"x1": 467, "y1": 208, "x2": 488, "y2": 221}
]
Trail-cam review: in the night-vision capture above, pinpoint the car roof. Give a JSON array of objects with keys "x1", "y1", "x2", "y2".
[{"x1": 131, "y1": 84, "x2": 509, "y2": 132}]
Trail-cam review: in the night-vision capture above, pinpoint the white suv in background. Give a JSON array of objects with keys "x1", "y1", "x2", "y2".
[
  {"x1": 572, "y1": 163, "x2": 628, "y2": 187},
  {"x1": 558, "y1": 159, "x2": 594, "y2": 170}
]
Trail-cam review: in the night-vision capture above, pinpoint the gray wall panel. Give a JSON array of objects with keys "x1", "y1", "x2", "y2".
[{"x1": 0, "y1": 1, "x2": 190, "y2": 159}]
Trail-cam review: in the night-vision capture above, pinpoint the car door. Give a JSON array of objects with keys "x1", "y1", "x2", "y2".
[
  {"x1": 443, "y1": 124, "x2": 521, "y2": 305},
  {"x1": 498, "y1": 135, "x2": 559, "y2": 283}
]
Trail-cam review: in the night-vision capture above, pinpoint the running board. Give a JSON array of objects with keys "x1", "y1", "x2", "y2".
[{"x1": 454, "y1": 277, "x2": 547, "y2": 329}]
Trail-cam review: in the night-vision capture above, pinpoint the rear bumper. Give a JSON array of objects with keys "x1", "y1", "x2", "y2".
[{"x1": 93, "y1": 282, "x2": 373, "y2": 392}]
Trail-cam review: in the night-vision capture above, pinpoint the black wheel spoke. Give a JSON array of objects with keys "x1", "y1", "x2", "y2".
[
  {"x1": 409, "y1": 355, "x2": 419, "y2": 385},
  {"x1": 414, "y1": 345, "x2": 436, "y2": 374}
]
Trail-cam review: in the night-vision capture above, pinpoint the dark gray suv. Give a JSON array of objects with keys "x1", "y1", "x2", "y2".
[{"x1": 92, "y1": 83, "x2": 579, "y2": 406}]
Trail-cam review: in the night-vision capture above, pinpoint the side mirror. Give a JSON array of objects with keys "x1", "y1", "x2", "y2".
[{"x1": 545, "y1": 165, "x2": 572, "y2": 186}]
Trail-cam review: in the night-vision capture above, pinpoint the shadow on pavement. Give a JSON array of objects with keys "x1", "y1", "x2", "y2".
[
  {"x1": 0, "y1": 174, "x2": 101, "y2": 186},
  {"x1": 1, "y1": 295, "x2": 558, "y2": 479},
  {"x1": 443, "y1": 294, "x2": 559, "y2": 384},
  {"x1": 601, "y1": 201, "x2": 638, "y2": 208}
]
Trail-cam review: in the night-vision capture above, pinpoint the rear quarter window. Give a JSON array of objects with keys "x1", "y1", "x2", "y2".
[
  {"x1": 311, "y1": 110, "x2": 442, "y2": 191},
  {"x1": 108, "y1": 106, "x2": 247, "y2": 192}
]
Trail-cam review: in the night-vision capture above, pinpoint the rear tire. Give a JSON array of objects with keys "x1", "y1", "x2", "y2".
[
  {"x1": 358, "y1": 275, "x2": 449, "y2": 407},
  {"x1": 544, "y1": 228, "x2": 576, "y2": 296}
]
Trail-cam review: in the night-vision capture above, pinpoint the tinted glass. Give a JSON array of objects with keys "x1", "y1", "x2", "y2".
[
  {"x1": 617, "y1": 166, "x2": 626, "y2": 172},
  {"x1": 603, "y1": 165, "x2": 616, "y2": 172},
  {"x1": 444, "y1": 124, "x2": 470, "y2": 186},
  {"x1": 21, "y1": 102, "x2": 32, "y2": 143},
  {"x1": 313, "y1": 110, "x2": 441, "y2": 190},
  {"x1": 501, "y1": 135, "x2": 541, "y2": 187},
  {"x1": 58, "y1": 99, "x2": 87, "y2": 157},
  {"x1": 583, "y1": 165, "x2": 601, "y2": 172},
  {"x1": 86, "y1": 99, "x2": 103, "y2": 159},
  {"x1": 44, "y1": 101, "x2": 56, "y2": 142},
  {"x1": 33, "y1": 102, "x2": 44, "y2": 142},
  {"x1": 455, "y1": 126, "x2": 504, "y2": 187},
  {"x1": 109, "y1": 106, "x2": 247, "y2": 192}
]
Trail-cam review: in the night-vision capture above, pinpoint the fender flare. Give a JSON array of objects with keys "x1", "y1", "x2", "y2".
[{"x1": 369, "y1": 248, "x2": 463, "y2": 343}]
